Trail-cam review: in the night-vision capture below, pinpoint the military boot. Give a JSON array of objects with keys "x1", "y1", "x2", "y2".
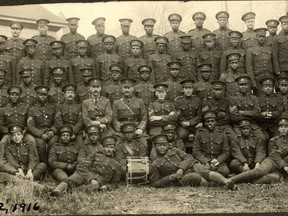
[
  {"x1": 33, "y1": 163, "x2": 47, "y2": 181},
  {"x1": 50, "y1": 182, "x2": 68, "y2": 197}
]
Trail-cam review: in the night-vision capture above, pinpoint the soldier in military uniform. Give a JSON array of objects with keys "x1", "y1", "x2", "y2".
[
  {"x1": 124, "y1": 39, "x2": 147, "y2": 82},
  {"x1": 164, "y1": 13, "x2": 185, "y2": 55},
  {"x1": 272, "y1": 15, "x2": 288, "y2": 77},
  {"x1": 213, "y1": 11, "x2": 232, "y2": 51},
  {"x1": 44, "y1": 40, "x2": 74, "y2": 85},
  {"x1": 0, "y1": 69, "x2": 9, "y2": 109},
  {"x1": 32, "y1": 19, "x2": 56, "y2": 62},
  {"x1": 75, "y1": 66, "x2": 93, "y2": 103},
  {"x1": 193, "y1": 110, "x2": 230, "y2": 177},
  {"x1": 95, "y1": 35, "x2": 123, "y2": 83},
  {"x1": 48, "y1": 125, "x2": 80, "y2": 182},
  {"x1": 269, "y1": 116, "x2": 288, "y2": 155},
  {"x1": 47, "y1": 67, "x2": 66, "y2": 106},
  {"x1": 82, "y1": 77, "x2": 113, "y2": 137},
  {"x1": 102, "y1": 64, "x2": 124, "y2": 104},
  {"x1": 265, "y1": 19, "x2": 279, "y2": 47},
  {"x1": 240, "y1": 12, "x2": 257, "y2": 50},
  {"x1": 193, "y1": 63, "x2": 213, "y2": 100},
  {"x1": 138, "y1": 18, "x2": 158, "y2": 59},
  {"x1": 0, "y1": 125, "x2": 47, "y2": 182},
  {"x1": 87, "y1": 17, "x2": 106, "y2": 58},
  {"x1": 16, "y1": 39, "x2": 45, "y2": 86},
  {"x1": 5, "y1": 21, "x2": 25, "y2": 64},
  {"x1": 27, "y1": 86, "x2": 58, "y2": 164},
  {"x1": 187, "y1": 12, "x2": 211, "y2": 51},
  {"x1": 219, "y1": 52, "x2": 244, "y2": 99},
  {"x1": 0, "y1": 35, "x2": 16, "y2": 86},
  {"x1": 60, "y1": 17, "x2": 85, "y2": 59},
  {"x1": 114, "y1": 123, "x2": 147, "y2": 177},
  {"x1": 230, "y1": 118, "x2": 266, "y2": 174},
  {"x1": 55, "y1": 84, "x2": 83, "y2": 145},
  {"x1": 173, "y1": 34, "x2": 198, "y2": 81},
  {"x1": 148, "y1": 36, "x2": 171, "y2": 84},
  {"x1": 148, "y1": 83, "x2": 178, "y2": 136},
  {"x1": 220, "y1": 31, "x2": 246, "y2": 74},
  {"x1": 198, "y1": 33, "x2": 222, "y2": 81},
  {"x1": 19, "y1": 69, "x2": 37, "y2": 106},
  {"x1": 134, "y1": 65, "x2": 155, "y2": 108},
  {"x1": 163, "y1": 61, "x2": 183, "y2": 101},
  {"x1": 174, "y1": 79, "x2": 202, "y2": 153},
  {"x1": 71, "y1": 40, "x2": 96, "y2": 85},
  {"x1": 114, "y1": 18, "x2": 137, "y2": 59},
  {"x1": 246, "y1": 28, "x2": 273, "y2": 95},
  {"x1": 276, "y1": 76, "x2": 288, "y2": 111}
]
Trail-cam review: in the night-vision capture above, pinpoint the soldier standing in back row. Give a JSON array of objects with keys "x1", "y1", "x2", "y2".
[
  {"x1": 61, "y1": 17, "x2": 85, "y2": 60},
  {"x1": 213, "y1": 11, "x2": 231, "y2": 51},
  {"x1": 240, "y1": 12, "x2": 257, "y2": 50},
  {"x1": 265, "y1": 19, "x2": 279, "y2": 47}
]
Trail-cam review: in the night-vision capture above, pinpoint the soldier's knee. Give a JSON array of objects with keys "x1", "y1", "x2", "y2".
[
  {"x1": 182, "y1": 173, "x2": 202, "y2": 186},
  {"x1": 229, "y1": 159, "x2": 243, "y2": 174}
]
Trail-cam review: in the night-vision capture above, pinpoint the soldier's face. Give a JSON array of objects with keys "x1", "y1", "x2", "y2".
[
  {"x1": 104, "y1": 42, "x2": 114, "y2": 52},
  {"x1": 89, "y1": 85, "x2": 102, "y2": 96},
  {"x1": 170, "y1": 20, "x2": 180, "y2": 31},
  {"x1": 77, "y1": 46, "x2": 87, "y2": 56},
  {"x1": 83, "y1": 75, "x2": 92, "y2": 84},
  {"x1": 11, "y1": 132, "x2": 23, "y2": 144},
  {"x1": 218, "y1": 18, "x2": 228, "y2": 28},
  {"x1": 121, "y1": 25, "x2": 130, "y2": 35},
  {"x1": 205, "y1": 39, "x2": 214, "y2": 49},
  {"x1": 53, "y1": 74, "x2": 64, "y2": 85},
  {"x1": 52, "y1": 47, "x2": 63, "y2": 57},
  {"x1": 181, "y1": 42, "x2": 191, "y2": 51},
  {"x1": 229, "y1": 60, "x2": 239, "y2": 71},
  {"x1": 240, "y1": 125, "x2": 251, "y2": 138},
  {"x1": 124, "y1": 131, "x2": 134, "y2": 141},
  {"x1": 65, "y1": 90, "x2": 76, "y2": 101},
  {"x1": 201, "y1": 71, "x2": 211, "y2": 80},
  {"x1": 279, "y1": 83, "x2": 288, "y2": 94},
  {"x1": 169, "y1": 67, "x2": 180, "y2": 78},
  {"x1": 111, "y1": 71, "x2": 121, "y2": 81},
  {"x1": 238, "y1": 83, "x2": 249, "y2": 93},
  {"x1": 157, "y1": 44, "x2": 166, "y2": 54},
  {"x1": 0, "y1": 77, "x2": 4, "y2": 86},
  {"x1": 155, "y1": 91, "x2": 166, "y2": 100},
  {"x1": 131, "y1": 46, "x2": 141, "y2": 56},
  {"x1": 11, "y1": 27, "x2": 21, "y2": 38},
  {"x1": 183, "y1": 87, "x2": 193, "y2": 96},
  {"x1": 69, "y1": 23, "x2": 78, "y2": 33},
  {"x1": 61, "y1": 132, "x2": 71, "y2": 144},
  {"x1": 26, "y1": 45, "x2": 35, "y2": 56},
  {"x1": 230, "y1": 38, "x2": 240, "y2": 48},
  {"x1": 140, "y1": 71, "x2": 150, "y2": 81},
  {"x1": 204, "y1": 118, "x2": 216, "y2": 130},
  {"x1": 262, "y1": 83, "x2": 274, "y2": 95},
  {"x1": 164, "y1": 130, "x2": 176, "y2": 141},
  {"x1": 122, "y1": 86, "x2": 134, "y2": 96},
  {"x1": 23, "y1": 76, "x2": 32, "y2": 85},
  {"x1": 155, "y1": 142, "x2": 169, "y2": 155},
  {"x1": 194, "y1": 18, "x2": 204, "y2": 27},
  {"x1": 144, "y1": 25, "x2": 154, "y2": 35},
  {"x1": 0, "y1": 42, "x2": 5, "y2": 52},
  {"x1": 95, "y1": 25, "x2": 105, "y2": 35},
  {"x1": 103, "y1": 145, "x2": 115, "y2": 157},
  {"x1": 37, "y1": 92, "x2": 48, "y2": 103},
  {"x1": 38, "y1": 25, "x2": 48, "y2": 35},
  {"x1": 281, "y1": 22, "x2": 288, "y2": 33},
  {"x1": 213, "y1": 87, "x2": 224, "y2": 98},
  {"x1": 268, "y1": 26, "x2": 277, "y2": 35},
  {"x1": 279, "y1": 125, "x2": 288, "y2": 136},
  {"x1": 9, "y1": 92, "x2": 20, "y2": 104},
  {"x1": 88, "y1": 132, "x2": 100, "y2": 144},
  {"x1": 257, "y1": 35, "x2": 265, "y2": 45},
  {"x1": 245, "y1": 19, "x2": 255, "y2": 30}
]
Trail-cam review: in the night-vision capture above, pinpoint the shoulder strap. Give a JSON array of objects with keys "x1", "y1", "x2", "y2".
[{"x1": 123, "y1": 142, "x2": 135, "y2": 156}]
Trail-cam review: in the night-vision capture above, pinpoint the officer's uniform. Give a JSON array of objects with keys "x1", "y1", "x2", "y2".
[
  {"x1": 48, "y1": 126, "x2": 80, "y2": 182},
  {"x1": 268, "y1": 117, "x2": 288, "y2": 155},
  {"x1": 138, "y1": 18, "x2": 159, "y2": 59},
  {"x1": 0, "y1": 69, "x2": 10, "y2": 108},
  {"x1": 95, "y1": 35, "x2": 124, "y2": 82},
  {"x1": 19, "y1": 69, "x2": 38, "y2": 106},
  {"x1": 230, "y1": 118, "x2": 266, "y2": 174},
  {"x1": 193, "y1": 63, "x2": 213, "y2": 99},
  {"x1": 87, "y1": 17, "x2": 107, "y2": 58},
  {"x1": 32, "y1": 19, "x2": 56, "y2": 62},
  {"x1": 213, "y1": 11, "x2": 232, "y2": 51},
  {"x1": 44, "y1": 41, "x2": 74, "y2": 85},
  {"x1": 114, "y1": 19, "x2": 137, "y2": 59},
  {"x1": 60, "y1": 17, "x2": 85, "y2": 59},
  {"x1": 192, "y1": 110, "x2": 230, "y2": 177},
  {"x1": 173, "y1": 34, "x2": 198, "y2": 81},
  {"x1": 75, "y1": 66, "x2": 93, "y2": 103},
  {"x1": 16, "y1": 39, "x2": 45, "y2": 86},
  {"x1": 276, "y1": 77, "x2": 288, "y2": 110},
  {"x1": 265, "y1": 19, "x2": 279, "y2": 47},
  {"x1": 5, "y1": 22, "x2": 25, "y2": 63},
  {"x1": 148, "y1": 36, "x2": 171, "y2": 84},
  {"x1": 48, "y1": 67, "x2": 66, "y2": 106},
  {"x1": 220, "y1": 31, "x2": 246, "y2": 74},
  {"x1": 0, "y1": 35, "x2": 16, "y2": 86},
  {"x1": 187, "y1": 12, "x2": 211, "y2": 51},
  {"x1": 71, "y1": 40, "x2": 96, "y2": 85},
  {"x1": 124, "y1": 39, "x2": 148, "y2": 81},
  {"x1": 164, "y1": 14, "x2": 186, "y2": 55},
  {"x1": 240, "y1": 12, "x2": 258, "y2": 50},
  {"x1": 198, "y1": 33, "x2": 222, "y2": 81}
]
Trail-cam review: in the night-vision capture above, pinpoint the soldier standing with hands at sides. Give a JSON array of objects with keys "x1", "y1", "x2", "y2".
[
  {"x1": 265, "y1": 19, "x2": 279, "y2": 47},
  {"x1": 213, "y1": 11, "x2": 231, "y2": 51},
  {"x1": 240, "y1": 12, "x2": 257, "y2": 50}
]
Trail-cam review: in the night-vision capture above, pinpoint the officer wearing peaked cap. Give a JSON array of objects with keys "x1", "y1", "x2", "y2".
[
  {"x1": 61, "y1": 17, "x2": 85, "y2": 59},
  {"x1": 6, "y1": 21, "x2": 25, "y2": 64},
  {"x1": 241, "y1": 12, "x2": 257, "y2": 50},
  {"x1": 87, "y1": 17, "x2": 107, "y2": 58},
  {"x1": 164, "y1": 13, "x2": 185, "y2": 55},
  {"x1": 188, "y1": 12, "x2": 211, "y2": 51},
  {"x1": 213, "y1": 11, "x2": 232, "y2": 51},
  {"x1": 114, "y1": 18, "x2": 137, "y2": 60},
  {"x1": 0, "y1": 34, "x2": 16, "y2": 86},
  {"x1": 265, "y1": 19, "x2": 279, "y2": 47},
  {"x1": 19, "y1": 68, "x2": 37, "y2": 106},
  {"x1": 32, "y1": 19, "x2": 56, "y2": 62},
  {"x1": 138, "y1": 18, "x2": 159, "y2": 59}
]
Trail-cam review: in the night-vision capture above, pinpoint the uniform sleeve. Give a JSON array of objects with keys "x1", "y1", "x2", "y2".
[
  {"x1": 76, "y1": 162, "x2": 97, "y2": 183},
  {"x1": 0, "y1": 109, "x2": 8, "y2": 134},
  {"x1": 230, "y1": 138, "x2": 247, "y2": 164},
  {"x1": 11, "y1": 56, "x2": 17, "y2": 85},
  {"x1": 44, "y1": 61, "x2": 50, "y2": 85},
  {"x1": 268, "y1": 138, "x2": 278, "y2": 156},
  {"x1": 192, "y1": 132, "x2": 210, "y2": 164},
  {"x1": 216, "y1": 134, "x2": 230, "y2": 164},
  {"x1": 112, "y1": 101, "x2": 122, "y2": 132},
  {"x1": 106, "y1": 160, "x2": 121, "y2": 190},
  {"x1": 137, "y1": 100, "x2": 148, "y2": 131},
  {"x1": 97, "y1": 100, "x2": 113, "y2": 125},
  {"x1": 48, "y1": 145, "x2": 68, "y2": 170},
  {"x1": 269, "y1": 147, "x2": 288, "y2": 169},
  {"x1": 27, "y1": 143, "x2": 39, "y2": 170},
  {"x1": 27, "y1": 108, "x2": 43, "y2": 138},
  {"x1": 82, "y1": 100, "x2": 92, "y2": 127},
  {"x1": 271, "y1": 98, "x2": 283, "y2": 120},
  {"x1": 73, "y1": 110, "x2": 84, "y2": 135},
  {"x1": 16, "y1": 60, "x2": 23, "y2": 85},
  {"x1": 5, "y1": 148, "x2": 21, "y2": 169},
  {"x1": 95, "y1": 57, "x2": 101, "y2": 77},
  {"x1": 40, "y1": 61, "x2": 45, "y2": 85},
  {"x1": 246, "y1": 48, "x2": 256, "y2": 87},
  {"x1": 272, "y1": 37, "x2": 281, "y2": 73},
  {"x1": 67, "y1": 60, "x2": 75, "y2": 84},
  {"x1": 219, "y1": 52, "x2": 227, "y2": 74},
  {"x1": 54, "y1": 106, "x2": 64, "y2": 129},
  {"x1": 161, "y1": 103, "x2": 178, "y2": 122},
  {"x1": 138, "y1": 140, "x2": 148, "y2": 157},
  {"x1": 114, "y1": 143, "x2": 126, "y2": 167},
  {"x1": 176, "y1": 149, "x2": 197, "y2": 170},
  {"x1": 240, "y1": 96, "x2": 262, "y2": 120},
  {"x1": 149, "y1": 163, "x2": 172, "y2": 188},
  {"x1": 254, "y1": 137, "x2": 266, "y2": 163}
]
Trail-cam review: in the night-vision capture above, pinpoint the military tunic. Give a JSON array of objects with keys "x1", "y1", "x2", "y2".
[
  {"x1": 60, "y1": 32, "x2": 85, "y2": 59},
  {"x1": 213, "y1": 28, "x2": 232, "y2": 51},
  {"x1": 163, "y1": 78, "x2": 183, "y2": 101},
  {"x1": 269, "y1": 135, "x2": 288, "y2": 155},
  {"x1": 71, "y1": 56, "x2": 96, "y2": 85},
  {"x1": 87, "y1": 33, "x2": 106, "y2": 58},
  {"x1": 220, "y1": 48, "x2": 246, "y2": 74},
  {"x1": 164, "y1": 30, "x2": 186, "y2": 54},
  {"x1": 187, "y1": 28, "x2": 211, "y2": 51},
  {"x1": 219, "y1": 69, "x2": 244, "y2": 99},
  {"x1": 102, "y1": 80, "x2": 123, "y2": 104},
  {"x1": 265, "y1": 34, "x2": 276, "y2": 47},
  {"x1": 272, "y1": 32, "x2": 288, "y2": 75},
  {"x1": 124, "y1": 57, "x2": 147, "y2": 81},
  {"x1": 32, "y1": 34, "x2": 56, "y2": 61},
  {"x1": 241, "y1": 30, "x2": 258, "y2": 50},
  {"x1": 193, "y1": 80, "x2": 213, "y2": 100},
  {"x1": 114, "y1": 34, "x2": 137, "y2": 59},
  {"x1": 19, "y1": 83, "x2": 37, "y2": 107},
  {"x1": 48, "y1": 84, "x2": 65, "y2": 106},
  {"x1": 276, "y1": 93, "x2": 288, "y2": 111},
  {"x1": 138, "y1": 34, "x2": 158, "y2": 59},
  {"x1": 5, "y1": 38, "x2": 25, "y2": 63},
  {"x1": 134, "y1": 81, "x2": 155, "y2": 108},
  {"x1": 148, "y1": 52, "x2": 171, "y2": 84},
  {"x1": 75, "y1": 83, "x2": 91, "y2": 103},
  {"x1": 0, "y1": 86, "x2": 9, "y2": 108},
  {"x1": 0, "y1": 52, "x2": 16, "y2": 85}
]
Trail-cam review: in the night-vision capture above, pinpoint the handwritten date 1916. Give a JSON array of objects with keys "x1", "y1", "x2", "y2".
[{"x1": 0, "y1": 202, "x2": 40, "y2": 214}]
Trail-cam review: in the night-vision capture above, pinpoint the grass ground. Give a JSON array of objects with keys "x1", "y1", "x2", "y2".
[{"x1": 1, "y1": 178, "x2": 288, "y2": 215}]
